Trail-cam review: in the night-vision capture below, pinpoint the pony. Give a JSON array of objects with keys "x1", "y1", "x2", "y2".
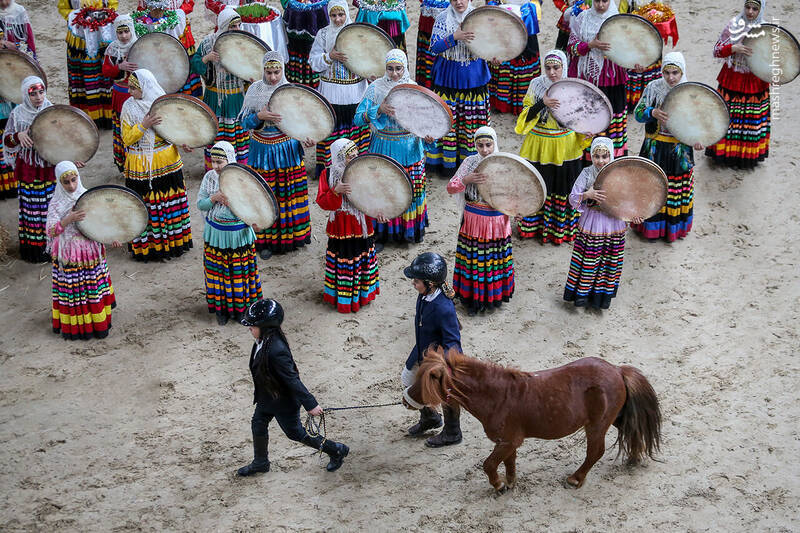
[{"x1": 405, "y1": 347, "x2": 662, "y2": 492}]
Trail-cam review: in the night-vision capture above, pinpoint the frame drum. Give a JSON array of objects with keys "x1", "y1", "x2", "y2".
[
  {"x1": 461, "y1": 6, "x2": 528, "y2": 62},
  {"x1": 218, "y1": 163, "x2": 279, "y2": 230},
  {"x1": 214, "y1": 30, "x2": 271, "y2": 83},
  {"x1": 127, "y1": 33, "x2": 190, "y2": 94},
  {"x1": 30, "y1": 105, "x2": 99, "y2": 165},
  {"x1": 743, "y1": 24, "x2": 800, "y2": 85},
  {"x1": 150, "y1": 94, "x2": 219, "y2": 148},
  {"x1": 0, "y1": 49, "x2": 47, "y2": 105},
  {"x1": 342, "y1": 154, "x2": 412, "y2": 219},
  {"x1": 661, "y1": 82, "x2": 729, "y2": 147},
  {"x1": 597, "y1": 14, "x2": 663, "y2": 69},
  {"x1": 75, "y1": 185, "x2": 149, "y2": 244},
  {"x1": 593, "y1": 156, "x2": 667, "y2": 222},
  {"x1": 475, "y1": 153, "x2": 547, "y2": 218},
  {"x1": 546, "y1": 78, "x2": 613, "y2": 135},
  {"x1": 334, "y1": 23, "x2": 395, "y2": 79},
  {"x1": 269, "y1": 84, "x2": 336, "y2": 143},
  {"x1": 384, "y1": 84, "x2": 453, "y2": 139}
]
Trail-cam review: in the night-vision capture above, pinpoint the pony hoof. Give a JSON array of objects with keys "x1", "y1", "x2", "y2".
[
  {"x1": 565, "y1": 476, "x2": 581, "y2": 489},
  {"x1": 495, "y1": 483, "x2": 509, "y2": 494}
]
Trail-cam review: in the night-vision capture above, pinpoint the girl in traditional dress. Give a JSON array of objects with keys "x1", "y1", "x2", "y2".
[
  {"x1": 132, "y1": 0, "x2": 202, "y2": 98},
  {"x1": 705, "y1": 0, "x2": 769, "y2": 169},
  {"x1": 354, "y1": 0, "x2": 410, "y2": 50},
  {"x1": 121, "y1": 69, "x2": 193, "y2": 261},
  {"x1": 426, "y1": 0, "x2": 491, "y2": 177},
  {"x1": 239, "y1": 51, "x2": 314, "y2": 259},
  {"x1": 102, "y1": 15, "x2": 138, "y2": 172},
  {"x1": 281, "y1": 0, "x2": 328, "y2": 88},
  {"x1": 309, "y1": 0, "x2": 369, "y2": 177},
  {"x1": 486, "y1": 0, "x2": 540, "y2": 116},
  {"x1": 563, "y1": 137, "x2": 643, "y2": 310},
  {"x1": 354, "y1": 49, "x2": 431, "y2": 245},
  {"x1": 59, "y1": 0, "x2": 118, "y2": 129},
  {"x1": 415, "y1": 0, "x2": 449, "y2": 89},
  {"x1": 553, "y1": 0, "x2": 587, "y2": 51},
  {"x1": 447, "y1": 126, "x2": 513, "y2": 315},
  {"x1": 316, "y1": 138, "x2": 381, "y2": 313},
  {"x1": 0, "y1": 0, "x2": 36, "y2": 200},
  {"x1": 191, "y1": 7, "x2": 249, "y2": 170},
  {"x1": 2, "y1": 76, "x2": 59, "y2": 263},
  {"x1": 46, "y1": 162, "x2": 118, "y2": 340},
  {"x1": 515, "y1": 49, "x2": 588, "y2": 244},
  {"x1": 568, "y1": 0, "x2": 631, "y2": 160},
  {"x1": 197, "y1": 141, "x2": 262, "y2": 325},
  {"x1": 632, "y1": 52, "x2": 703, "y2": 242}
]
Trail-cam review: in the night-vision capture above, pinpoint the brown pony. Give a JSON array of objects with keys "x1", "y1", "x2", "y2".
[{"x1": 405, "y1": 347, "x2": 662, "y2": 492}]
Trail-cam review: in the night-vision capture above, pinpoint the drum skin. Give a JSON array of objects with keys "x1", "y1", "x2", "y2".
[
  {"x1": 547, "y1": 78, "x2": 613, "y2": 135},
  {"x1": 150, "y1": 94, "x2": 219, "y2": 148},
  {"x1": 593, "y1": 156, "x2": 667, "y2": 222},
  {"x1": 461, "y1": 6, "x2": 528, "y2": 62},
  {"x1": 384, "y1": 84, "x2": 453, "y2": 139},
  {"x1": 475, "y1": 153, "x2": 547, "y2": 218},
  {"x1": 75, "y1": 185, "x2": 149, "y2": 244},
  {"x1": 597, "y1": 14, "x2": 662, "y2": 69},
  {"x1": 743, "y1": 24, "x2": 800, "y2": 85},
  {"x1": 218, "y1": 163, "x2": 279, "y2": 230},
  {"x1": 0, "y1": 49, "x2": 47, "y2": 105},
  {"x1": 661, "y1": 82, "x2": 729, "y2": 147},
  {"x1": 215, "y1": 30, "x2": 271, "y2": 83},
  {"x1": 269, "y1": 84, "x2": 336, "y2": 143},
  {"x1": 343, "y1": 154, "x2": 412, "y2": 219},
  {"x1": 30, "y1": 105, "x2": 99, "y2": 165},
  {"x1": 127, "y1": 33, "x2": 190, "y2": 94},
  {"x1": 334, "y1": 23, "x2": 395, "y2": 79}
]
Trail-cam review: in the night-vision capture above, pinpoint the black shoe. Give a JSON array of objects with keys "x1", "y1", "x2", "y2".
[
  {"x1": 259, "y1": 249, "x2": 272, "y2": 260},
  {"x1": 425, "y1": 405, "x2": 462, "y2": 447},
  {"x1": 237, "y1": 460, "x2": 270, "y2": 476},
  {"x1": 237, "y1": 436, "x2": 270, "y2": 476},
  {"x1": 322, "y1": 441, "x2": 349, "y2": 472},
  {"x1": 408, "y1": 407, "x2": 442, "y2": 436},
  {"x1": 217, "y1": 314, "x2": 229, "y2": 326}
]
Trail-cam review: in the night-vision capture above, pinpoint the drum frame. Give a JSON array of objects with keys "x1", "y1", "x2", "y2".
[
  {"x1": 661, "y1": 81, "x2": 729, "y2": 147},
  {"x1": 30, "y1": 104, "x2": 99, "y2": 165},
  {"x1": 475, "y1": 152, "x2": 547, "y2": 218},
  {"x1": 218, "y1": 163, "x2": 279, "y2": 229},
  {"x1": 214, "y1": 29, "x2": 271, "y2": 83},
  {"x1": 546, "y1": 78, "x2": 614, "y2": 135},
  {"x1": 385, "y1": 84, "x2": 453, "y2": 139},
  {"x1": 593, "y1": 156, "x2": 667, "y2": 222},
  {"x1": 597, "y1": 14, "x2": 663, "y2": 69},
  {"x1": 342, "y1": 153, "x2": 412, "y2": 219},
  {"x1": 74, "y1": 184, "x2": 149, "y2": 244},
  {"x1": 743, "y1": 23, "x2": 800, "y2": 85},
  {"x1": 268, "y1": 83, "x2": 336, "y2": 142},
  {"x1": 334, "y1": 22, "x2": 395, "y2": 79},
  {"x1": 0, "y1": 49, "x2": 47, "y2": 105},
  {"x1": 461, "y1": 6, "x2": 528, "y2": 62},
  {"x1": 127, "y1": 32, "x2": 190, "y2": 94},
  {"x1": 150, "y1": 94, "x2": 220, "y2": 148}
]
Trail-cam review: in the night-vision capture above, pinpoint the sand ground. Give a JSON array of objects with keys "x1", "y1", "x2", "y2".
[{"x1": 1, "y1": 0, "x2": 798, "y2": 531}]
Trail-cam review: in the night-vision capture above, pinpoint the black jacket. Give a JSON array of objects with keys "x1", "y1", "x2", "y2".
[
  {"x1": 249, "y1": 335, "x2": 318, "y2": 412},
  {"x1": 405, "y1": 291, "x2": 462, "y2": 370}
]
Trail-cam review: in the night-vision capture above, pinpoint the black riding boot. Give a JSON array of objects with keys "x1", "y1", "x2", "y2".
[
  {"x1": 425, "y1": 404, "x2": 462, "y2": 447},
  {"x1": 237, "y1": 435, "x2": 270, "y2": 476},
  {"x1": 302, "y1": 435, "x2": 350, "y2": 472},
  {"x1": 407, "y1": 407, "x2": 443, "y2": 436}
]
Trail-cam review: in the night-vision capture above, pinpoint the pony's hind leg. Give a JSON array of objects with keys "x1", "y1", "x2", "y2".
[
  {"x1": 567, "y1": 426, "x2": 606, "y2": 488},
  {"x1": 483, "y1": 442, "x2": 518, "y2": 493}
]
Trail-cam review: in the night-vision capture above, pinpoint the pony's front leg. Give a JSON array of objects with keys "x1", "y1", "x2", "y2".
[
  {"x1": 503, "y1": 449, "x2": 517, "y2": 489},
  {"x1": 483, "y1": 443, "x2": 517, "y2": 493}
]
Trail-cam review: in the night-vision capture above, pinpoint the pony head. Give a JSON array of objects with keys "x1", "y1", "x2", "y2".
[{"x1": 405, "y1": 346, "x2": 462, "y2": 408}]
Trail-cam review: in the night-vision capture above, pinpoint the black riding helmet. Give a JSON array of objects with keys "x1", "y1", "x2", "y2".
[
  {"x1": 241, "y1": 298, "x2": 284, "y2": 329},
  {"x1": 403, "y1": 252, "x2": 447, "y2": 284}
]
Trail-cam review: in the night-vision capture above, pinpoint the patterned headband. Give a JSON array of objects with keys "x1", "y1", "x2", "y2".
[
  {"x1": 128, "y1": 74, "x2": 141, "y2": 90},
  {"x1": 210, "y1": 147, "x2": 228, "y2": 159},
  {"x1": 544, "y1": 54, "x2": 563, "y2": 66},
  {"x1": 27, "y1": 83, "x2": 44, "y2": 94},
  {"x1": 264, "y1": 60, "x2": 282, "y2": 68},
  {"x1": 344, "y1": 143, "x2": 359, "y2": 157}
]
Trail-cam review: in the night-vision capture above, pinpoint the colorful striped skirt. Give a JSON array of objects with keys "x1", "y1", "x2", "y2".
[
  {"x1": 517, "y1": 157, "x2": 583, "y2": 244},
  {"x1": 625, "y1": 62, "x2": 661, "y2": 113},
  {"x1": 563, "y1": 210, "x2": 627, "y2": 310},
  {"x1": 204, "y1": 240, "x2": 262, "y2": 321},
  {"x1": 324, "y1": 215, "x2": 379, "y2": 313},
  {"x1": 17, "y1": 160, "x2": 55, "y2": 263},
  {"x1": 426, "y1": 84, "x2": 491, "y2": 170},
  {"x1": 249, "y1": 131, "x2": 312, "y2": 253},
  {"x1": 66, "y1": 32, "x2": 113, "y2": 129},
  {"x1": 632, "y1": 137, "x2": 694, "y2": 242},
  {"x1": 488, "y1": 44, "x2": 540, "y2": 115},
  {"x1": 286, "y1": 32, "x2": 320, "y2": 88},
  {"x1": 125, "y1": 162, "x2": 193, "y2": 261},
  {"x1": 51, "y1": 252, "x2": 115, "y2": 340},
  {"x1": 374, "y1": 159, "x2": 428, "y2": 243},
  {"x1": 705, "y1": 85, "x2": 770, "y2": 169},
  {"x1": 0, "y1": 117, "x2": 17, "y2": 199},
  {"x1": 582, "y1": 83, "x2": 628, "y2": 163},
  {"x1": 415, "y1": 13, "x2": 437, "y2": 89},
  {"x1": 181, "y1": 72, "x2": 204, "y2": 99},
  {"x1": 202, "y1": 86, "x2": 249, "y2": 171},
  {"x1": 314, "y1": 103, "x2": 370, "y2": 177},
  {"x1": 453, "y1": 202, "x2": 514, "y2": 313},
  {"x1": 110, "y1": 84, "x2": 130, "y2": 172}
]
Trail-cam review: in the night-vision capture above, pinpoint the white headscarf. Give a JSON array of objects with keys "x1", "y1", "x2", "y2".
[
  {"x1": 4, "y1": 76, "x2": 51, "y2": 168},
  {"x1": 432, "y1": 0, "x2": 475, "y2": 65},
  {"x1": 719, "y1": 0, "x2": 766, "y2": 72},
  {"x1": 367, "y1": 48, "x2": 413, "y2": 104},
  {"x1": 586, "y1": 136, "x2": 615, "y2": 189},
  {"x1": 323, "y1": 0, "x2": 351, "y2": 53},
  {"x1": 644, "y1": 51, "x2": 688, "y2": 107},
  {"x1": 199, "y1": 141, "x2": 237, "y2": 221},
  {"x1": 46, "y1": 162, "x2": 103, "y2": 263},
  {"x1": 120, "y1": 69, "x2": 166, "y2": 182},
  {"x1": 452, "y1": 126, "x2": 498, "y2": 213},
  {"x1": 570, "y1": 0, "x2": 619, "y2": 84},
  {"x1": 239, "y1": 51, "x2": 289, "y2": 122},
  {"x1": 327, "y1": 138, "x2": 368, "y2": 236},
  {"x1": 525, "y1": 49, "x2": 568, "y2": 122},
  {"x1": 104, "y1": 15, "x2": 138, "y2": 64}
]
